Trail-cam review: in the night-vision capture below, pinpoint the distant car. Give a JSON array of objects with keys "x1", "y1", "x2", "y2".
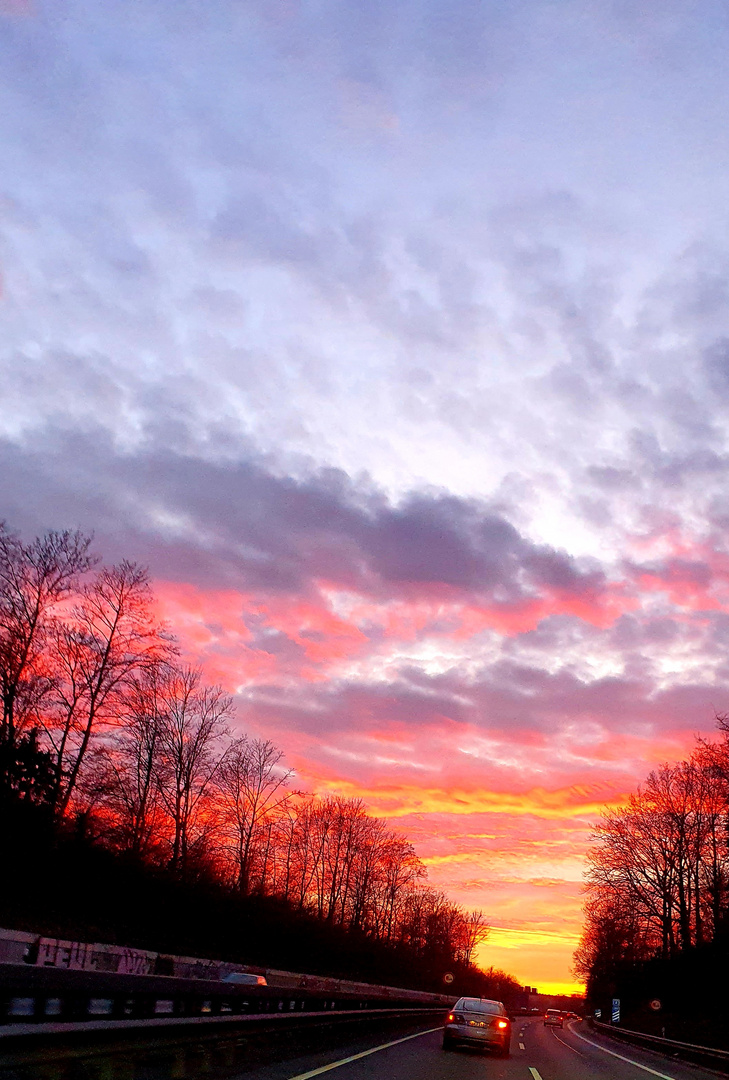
[
  {"x1": 222, "y1": 971, "x2": 267, "y2": 986},
  {"x1": 544, "y1": 1009, "x2": 563, "y2": 1028},
  {"x1": 443, "y1": 997, "x2": 511, "y2": 1056}
]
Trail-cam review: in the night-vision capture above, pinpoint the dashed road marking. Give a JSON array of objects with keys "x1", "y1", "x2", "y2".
[
  {"x1": 528, "y1": 1069, "x2": 543, "y2": 1080},
  {"x1": 570, "y1": 1026, "x2": 678, "y2": 1080},
  {"x1": 519, "y1": 1042, "x2": 526, "y2": 1050},
  {"x1": 286, "y1": 1027, "x2": 442, "y2": 1080}
]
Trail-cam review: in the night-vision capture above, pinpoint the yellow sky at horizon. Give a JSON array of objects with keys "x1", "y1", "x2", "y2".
[{"x1": 474, "y1": 925, "x2": 585, "y2": 998}]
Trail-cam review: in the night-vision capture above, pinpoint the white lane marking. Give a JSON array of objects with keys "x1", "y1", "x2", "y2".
[
  {"x1": 286, "y1": 1026, "x2": 442, "y2": 1080},
  {"x1": 549, "y1": 1029, "x2": 584, "y2": 1057},
  {"x1": 528, "y1": 1069, "x2": 543, "y2": 1080},
  {"x1": 570, "y1": 1026, "x2": 678, "y2": 1080},
  {"x1": 519, "y1": 1042, "x2": 526, "y2": 1050}
]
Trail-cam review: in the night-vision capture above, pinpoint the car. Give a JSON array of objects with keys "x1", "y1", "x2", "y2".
[
  {"x1": 221, "y1": 971, "x2": 268, "y2": 986},
  {"x1": 442, "y1": 997, "x2": 511, "y2": 1056},
  {"x1": 543, "y1": 1008, "x2": 563, "y2": 1028}
]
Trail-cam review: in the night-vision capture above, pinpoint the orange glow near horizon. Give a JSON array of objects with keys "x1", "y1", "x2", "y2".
[
  {"x1": 306, "y1": 777, "x2": 630, "y2": 819},
  {"x1": 147, "y1": 573, "x2": 722, "y2": 993}
]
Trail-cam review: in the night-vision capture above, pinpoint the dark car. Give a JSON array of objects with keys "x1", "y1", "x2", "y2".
[
  {"x1": 443, "y1": 997, "x2": 511, "y2": 1056},
  {"x1": 543, "y1": 1008, "x2": 563, "y2": 1028}
]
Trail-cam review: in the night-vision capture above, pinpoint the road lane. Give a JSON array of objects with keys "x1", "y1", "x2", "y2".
[
  {"x1": 535, "y1": 1019, "x2": 724, "y2": 1080},
  {"x1": 3, "y1": 1013, "x2": 726, "y2": 1080},
  {"x1": 286, "y1": 1027, "x2": 443, "y2": 1080},
  {"x1": 243, "y1": 1018, "x2": 728, "y2": 1080}
]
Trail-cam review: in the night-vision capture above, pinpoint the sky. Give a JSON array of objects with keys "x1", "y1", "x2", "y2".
[{"x1": 3, "y1": 0, "x2": 729, "y2": 994}]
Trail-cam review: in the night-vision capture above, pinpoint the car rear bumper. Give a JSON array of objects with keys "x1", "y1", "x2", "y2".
[{"x1": 444, "y1": 1024, "x2": 508, "y2": 1048}]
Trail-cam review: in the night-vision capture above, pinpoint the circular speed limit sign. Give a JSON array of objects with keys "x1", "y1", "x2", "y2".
[
  {"x1": 443, "y1": 972, "x2": 455, "y2": 985},
  {"x1": 649, "y1": 999, "x2": 661, "y2": 1011}
]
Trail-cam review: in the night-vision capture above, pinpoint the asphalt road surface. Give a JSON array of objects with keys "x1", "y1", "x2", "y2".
[
  {"x1": 241, "y1": 1018, "x2": 726, "y2": 1080},
  {"x1": 2, "y1": 1016, "x2": 725, "y2": 1080}
]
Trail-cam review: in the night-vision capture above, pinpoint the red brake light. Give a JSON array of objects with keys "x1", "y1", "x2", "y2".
[
  {"x1": 497, "y1": 1020, "x2": 508, "y2": 1029},
  {"x1": 447, "y1": 1013, "x2": 454, "y2": 1022}
]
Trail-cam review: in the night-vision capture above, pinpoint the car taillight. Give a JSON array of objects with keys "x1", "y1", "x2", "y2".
[
  {"x1": 497, "y1": 1020, "x2": 508, "y2": 1029},
  {"x1": 447, "y1": 1014, "x2": 454, "y2": 1022}
]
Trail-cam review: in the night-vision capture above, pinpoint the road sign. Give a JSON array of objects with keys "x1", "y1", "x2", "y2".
[
  {"x1": 612, "y1": 998, "x2": 620, "y2": 1023},
  {"x1": 649, "y1": 999, "x2": 661, "y2": 1011},
  {"x1": 594, "y1": 1008, "x2": 602, "y2": 1019},
  {"x1": 443, "y1": 972, "x2": 454, "y2": 985}
]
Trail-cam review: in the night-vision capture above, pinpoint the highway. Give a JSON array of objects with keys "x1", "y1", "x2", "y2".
[
  {"x1": 239, "y1": 1018, "x2": 728, "y2": 1080},
  {"x1": 2, "y1": 1014, "x2": 726, "y2": 1080}
]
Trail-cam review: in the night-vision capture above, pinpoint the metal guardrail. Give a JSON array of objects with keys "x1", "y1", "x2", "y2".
[
  {"x1": 0, "y1": 1005, "x2": 446, "y2": 1045},
  {"x1": 0, "y1": 962, "x2": 449, "y2": 1038},
  {"x1": 593, "y1": 1019, "x2": 729, "y2": 1068}
]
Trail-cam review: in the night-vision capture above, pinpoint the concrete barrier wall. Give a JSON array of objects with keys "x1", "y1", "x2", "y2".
[
  {"x1": 0, "y1": 927, "x2": 451, "y2": 1006},
  {"x1": 0, "y1": 930, "x2": 35, "y2": 967}
]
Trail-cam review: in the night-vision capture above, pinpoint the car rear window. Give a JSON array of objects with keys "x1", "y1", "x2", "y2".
[
  {"x1": 457, "y1": 998, "x2": 504, "y2": 1015},
  {"x1": 546, "y1": 1010, "x2": 560, "y2": 1016}
]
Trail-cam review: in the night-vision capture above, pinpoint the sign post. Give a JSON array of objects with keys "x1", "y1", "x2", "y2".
[{"x1": 611, "y1": 998, "x2": 620, "y2": 1024}]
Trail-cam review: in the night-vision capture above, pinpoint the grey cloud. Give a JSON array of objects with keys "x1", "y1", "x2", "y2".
[
  {"x1": 0, "y1": 427, "x2": 605, "y2": 608},
  {"x1": 703, "y1": 338, "x2": 729, "y2": 399},
  {"x1": 586, "y1": 466, "x2": 641, "y2": 491},
  {"x1": 211, "y1": 193, "x2": 325, "y2": 265},
  {"x1": 239, "y1": 654, "x2": 724, "y2": 770},
  {"x1": 4, "y1": 0, "x2": 729, "y2": 622}
]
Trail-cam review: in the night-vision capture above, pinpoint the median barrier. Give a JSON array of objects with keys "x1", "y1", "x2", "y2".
[
  {"x1": 591, "y1": 1018, "x2": 729, "y2": 1071},
  {"x1": 0, "y1": 959, "x2": 452, "y2": 1044},
  {"x1": 0, "y1": 1005, "x2": 444, "y2": 1078},
  {"x1": 0, "y1": 1002, "x2": 445, "y2": 1048},
  {"x1": 0, "y1": 926, "x2": 451, "y2": 1007},
  {"x1": 0, "y1": 963, "x2": 450, "y2": 1026}
]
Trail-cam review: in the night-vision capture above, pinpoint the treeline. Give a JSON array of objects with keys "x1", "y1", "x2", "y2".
[
  {"x1": 574, "y1": 717, "x2": 729, "y2": 1043},
  {"x1": 0, "y1": 522, "x2": 503, "y2": 992}
]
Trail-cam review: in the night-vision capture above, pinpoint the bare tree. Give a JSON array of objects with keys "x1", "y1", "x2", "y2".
[
  {"x1": 574, "y1": 886, "x2": 655, "y2": 990},
  {"x1": 346, "y1": 812, "x2": 388, "y2": 932},
  {"x1": 582, "y1": 740, "x2": 729, "y2": 993},
  {"x1": 90, "y1": 662, "x2": 172, "y2": 857},
  {"x1": 154, "y1": 666, "x2": 232, "y2": 878},
  {"x1": 377, "y1": 834, "x2": 424, "y2": 941},
  {"x1": 218, "y1": 736, "x2": 294, "y2": 895},
  {"x1": 273, "y1": 794, "x2": 323, "y2": 911},
  {"x1": 45, "y1": 561, "x2": 170, "y2": 816},
  {"x1": 460, "y1": 909, "x2": 491, "y2": 966},
  {"x1": 0, "y1": 524, "x2": 94, "y2": 759}
]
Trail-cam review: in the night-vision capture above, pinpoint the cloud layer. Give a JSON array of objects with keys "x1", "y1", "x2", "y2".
[{"x1": 4, "y1": 0, "x2": 729, "y2": 991}]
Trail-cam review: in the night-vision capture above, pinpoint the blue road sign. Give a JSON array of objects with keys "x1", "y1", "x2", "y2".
[{"x1": 612, "y1": 998, "x2": 620, "y2": 1023}]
